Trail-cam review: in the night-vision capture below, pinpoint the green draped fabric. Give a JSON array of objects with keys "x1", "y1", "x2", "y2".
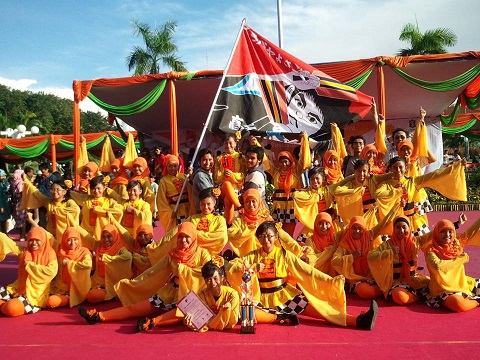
[
  {"x1": 346, "y1": 67, "x2": 374, "y2": 89},
  {"x1": 442, "y1": 118, "x2": 478, "y2": 134},
  {"x1": 5, "y1": 138, "x2": 50, "y2": 158},
  {"x1": 110, "y1": 133, "x2": 140, "y2": 149},
  {"x1": 440, "y1": 100, "x2": 462, "y2": 126},
  {"x1": 58, "y1": 135, "x2": 106, "y2": 150},
  {"x1": 391, "y1": 63, "x2": 480, "y2": 92},
  {"x1": 87, "y1": 80, "x2": 167, "y2": 116},
  {"x1": 464, "y1": 92, "x2": 480, "y2": 109}
]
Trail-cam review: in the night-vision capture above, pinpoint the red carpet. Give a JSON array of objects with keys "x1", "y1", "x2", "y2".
[{"x1": 1, "y1": 211, "x2": 479, "y2": 359}]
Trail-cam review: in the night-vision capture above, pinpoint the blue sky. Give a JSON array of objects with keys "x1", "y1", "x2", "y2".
[{"x1": 0, "y1": 0, "x2": 478, "y2": 112}]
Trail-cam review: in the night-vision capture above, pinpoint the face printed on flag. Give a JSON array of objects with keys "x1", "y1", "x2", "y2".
[{"x1": 208, "y1": 24, "x2": 373, "y2": 141}]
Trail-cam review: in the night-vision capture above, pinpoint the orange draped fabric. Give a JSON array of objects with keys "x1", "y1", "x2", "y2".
[
  {"x1": 389, "y1": 216, "x2": 416, "y2": 283},
  {"x1": 323, "y1": 150, "x2": 343, "y2": 184}
]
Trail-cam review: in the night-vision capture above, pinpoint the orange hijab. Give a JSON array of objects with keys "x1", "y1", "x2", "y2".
[
  {"x1": 312, "y1": 212, "x2": 335, "y2": 251},
  {"x1": 397, "y1": 140, "x2": 415, "y2": 162},
  {"x1": 361, "y1": 144, "x2": 385, "y2": 175},
  {"x1": 96, "y1": 224, "x2": 125, "y2": 278},
  {"x1": 389, "y1": 216, "x2": 416, "y2": 283},
  {"x1": 340, "y1": 216, "x2": 371, "y2": 277},
  {"x1": 135, "y1": 224, "x2": 154, "y2": 256},
  {"x1": 428, "y1": 219, "x2": 464, "y2": 260},
  {"x1": 169, "y1": 222, "x2": 199, "y2": 267},
  {"x1": 240, "y1": 188, "x2": 273, "y2": 225},
  {"x1": 17, "y1": 227, "x2": 57, "y2": 294},
  {"x1": 323, "y1": 150, "x2": 343, "y2": 184},
  {"x1": 131, "y1": 157, "x2": 150, "y2": 180},
  {"x1": 277, "y1": 151, "x2": 295, "y2": 199},
  {"x1": 110, "y1": 158, "x2": 130, "y2": 187},
  {"x1": 78, "y1": 161, "x2": 99, "y2": 192},
  {"x1": 163, "y1": 154, "x2": 179, "y2": 177},
  {"x1": 60, "y1": 227, "x2": 92, "y2": 284}
]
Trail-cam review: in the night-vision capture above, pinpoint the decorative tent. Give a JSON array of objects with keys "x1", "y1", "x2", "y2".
[
  {"x1": 0, "y1": 131, "x2": 137, "y2": 169},
  {"x1": 72, "y1": 52, "x2": 480, "y2": 176}
]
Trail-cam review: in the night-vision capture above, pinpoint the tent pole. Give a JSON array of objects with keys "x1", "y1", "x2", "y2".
[
  {"x1": 169, "y1": 79, "x2": 178, "y2": 156},
  {"x1": 73, "y1": 97, "x2": 81, "y2": 185},
  {"x1": 50, "y1": 134, "x2": 57, "y2": 172},
  {"x1": 173, "y1": 19, "x2": 247, "y2": 213}
]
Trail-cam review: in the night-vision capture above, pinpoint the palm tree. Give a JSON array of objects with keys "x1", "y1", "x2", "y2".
[
  {"x1": 126, "y1": 20, "x2": 187, "y2": 75},
  {"x1": 397, "y1": 22, "x2": 457, "y2": 56}
]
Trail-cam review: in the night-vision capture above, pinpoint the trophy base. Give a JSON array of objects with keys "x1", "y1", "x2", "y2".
[{"x1": 239, "y1": 325, "x2": 256, "y2": 334}]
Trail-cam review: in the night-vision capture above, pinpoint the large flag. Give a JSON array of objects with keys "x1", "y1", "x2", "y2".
[{"x1": 207, "y1": 23, "x2": 373, "y2": 140}]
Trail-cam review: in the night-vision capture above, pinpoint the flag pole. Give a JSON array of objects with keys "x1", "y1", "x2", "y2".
[
  {"x1": 173, "y1": 19, "x2": 247, "y2": 214},
  {"x1": 277, "y1": 0, "x2": 283, "y2": 48}
]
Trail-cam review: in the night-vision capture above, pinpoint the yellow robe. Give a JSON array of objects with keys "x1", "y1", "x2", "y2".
[
  {"x1": 374, "y1": 160, "x2": 467, "y2": 235},
  {"x1": 70, "y1": 192, "x2": 123, "y2": 248},
  {"x1": 187, "y1": 213, "x2": 228, "y2": 256},
  {"x1": 227, "y1": 218, "x2": 303, "y2": 258},
  {"x1": 292, "y1": 185, "x2": 342, "y2": 236},
  {"x1": 121, "y1": 198, "x2": 152, "y2": 237},
  {"x1": 19, "y1": 178, "x2": 80, "y2": 245},
  {"x1": 50, "y1": 253, "x2": 92, "y2": 307},
  {"x1": 157, "y1": 174, "x2": 195, "y2": 232},
  {"x1": 214, "y1": 151, "x2": 245, "y2": 190},
  {"x1": 227, "y1": 247, "x2": 347, "y2": 326},
  {"x1": 136, "y1": 177, "x2": 156, "y2": 213},
  {"x1": 334, "y1": 173, "x2": 392, "y2": 226},
  {"x1": 80, "y1": 228, "x2": 133, "y2": 301},
  {"x1": 426, "y1": 217, "x2": 480, "y2": 299},
  {"x1": 267, "y1": 132, "x2": 312, "y2": 213},
  {"x1": 0, "y1": 233, "x2": 24, "y2": 260},
  {"x1": 7, "y1": 259, "x2": 58, "y2": 308},
  {"x1": 304, "y1": 229, "x2": 345, "y2": 277},
  {"x1": 194, "y1": 285, "x2": 240, "y2": 332},
  {"x1": 332, "y1": 204, "x2": 400, "y2": 284},
  {"x1": 367, "y1": 234, "x2": 431, "y2": 296},
  {"x1": 115, "y1": 247, "x2": 211, "y2": 306},
  {"x1": 110, "y1": 215, "x2": 152, "y2": 278}
]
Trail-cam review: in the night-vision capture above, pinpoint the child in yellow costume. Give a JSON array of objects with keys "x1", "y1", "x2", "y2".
[
  {"x1": 137, "y1": 257, "x2": 240, "y2": 332},
  {"x1": 120, "y1": 180, "x2": 152, "y2": 238},
  {"x1": 0, "y1": 227, "x2": 58, "y2": 317},
  {"x1": 78, "y1": 222, "x2": 211, "y2": 329},
  {"x1": 215, "y1": 133, "x2": 245, "y2": 225},
  {"x1": 148, "y1": 187, "x2": 227, "y2": 264},
  {"x1": 374, "y1": 157, "x2": 467, "y2": 237},
  {"x1": 332, "y1": 203, "x2": 401, "y2": 300},
  {"x1": 70, "y1": 175, "x2": 123, "y2": 247},
  {"x1": 334, "y1": 159, "x2": 393, "y2": 229},
  {"x1": 293, "y1": 166, "x2": 341, "y2": 243},
  {"x1": 79, "y1": 224, "x2": 133, "y2": 304},
  {"x1": 424, "y1": 217, "x2": 480, "y2": 312},
  {"x1": 130, "y1": 157, "x2": 156, "y2": 213},
  {"x1": 263, "y1": 131, "x2": 311, "y2": 237},
  {"x1": 108, "y1": 158, "x2": 130, "y2": 203},
  {"x1": 108, "y1": 213, "x2": 154, "y2": 278},
  {"x1": 46, "y1": 227, "x2": 92, "y2": 308},
  {"x1": 157, "y1": 154, "x2": 195, "y2": 232},
  {"x1": 227, "y1": 221, "x2": 379, "y2": 330},
  {"x1": 227, "y1": 188, "x2": 303, "y2": 258},
  {"x1": 19, "y1": 176, "x2": 80, "y2": 248}
]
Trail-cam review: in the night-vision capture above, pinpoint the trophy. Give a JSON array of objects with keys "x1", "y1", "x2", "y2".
[{"x1": 239, "y1": 264, "x2": 256, "y2": 334}]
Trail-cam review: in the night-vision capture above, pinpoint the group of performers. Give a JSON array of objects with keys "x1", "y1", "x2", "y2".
[{"x1": 0, "y1": 116, "x2": 479, "y2": 333}]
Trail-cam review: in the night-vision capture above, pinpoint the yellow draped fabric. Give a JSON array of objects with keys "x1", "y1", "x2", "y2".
[
  {"x1": 51, "y1": 253, "x2": 92, "y2": 307},
  {"x1": 227, "y1": 247, "x2": 347, "y2": 326},
  {"x1": 115, "y1": 247, "x2": 211, "y2": 306},
  {"x1": 0, "y1": 233, "x2": 24, "y2": 261},
  {"x1": 367, "y1": 234, "x2": 431, "y2": 296},
  {"x1": 70, "y1": 192, "x2": 124, "y2": 246},
  {"x1": 187, "y1": 213, "x2": 228, "y2": 256},
  {"x1": 331, "y1": 123, "x2": 348, "y2": 160},
  {"x1": 121, "y1": 198, "x2": 152, "y2": 237},
  {"x1": 98, "y1": 136, "x2": 116, "y2": 173}
]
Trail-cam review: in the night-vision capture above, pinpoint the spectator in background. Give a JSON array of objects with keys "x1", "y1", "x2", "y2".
[
  {"x1": 453, "y1": 149, "x2": 462, "y2": 161},
  {"x1": 11, "y1": 168, "x2": 27, "y2": 240},
  {"x1": 0, "y1": 169, "x2": 10, "y2": 233},
  {"x1": 149, "y1": 173, "x2": 159, "y2": 227},
  {"x1": 342, "y1": 135, "x2": 366, "y2": 177},
  {"x1": 36, "y1": 162, "x2": 57, "y2": 228}
]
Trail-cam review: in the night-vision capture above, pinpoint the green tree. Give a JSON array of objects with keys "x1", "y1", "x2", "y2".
[
  {"x1": 126, "y1": 20, "x2": 187, "y2": 75},
  {"x1": 397, "y1": 22, "x2": 457, "y2": 55}
]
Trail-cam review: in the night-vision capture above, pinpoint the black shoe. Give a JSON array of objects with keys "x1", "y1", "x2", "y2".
[
  {"x1": 276, "y1": 313, "x2": 300, "y2": 326},
  {"x1": 356, "y1": 300, "x2": 378, "y2": 330},
  {"x1": 137, "y1": 317, "x2": 155, "y2": 332},
  {"x1": 78, "y1": 306, "x2": 100, "y2": 325}
]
